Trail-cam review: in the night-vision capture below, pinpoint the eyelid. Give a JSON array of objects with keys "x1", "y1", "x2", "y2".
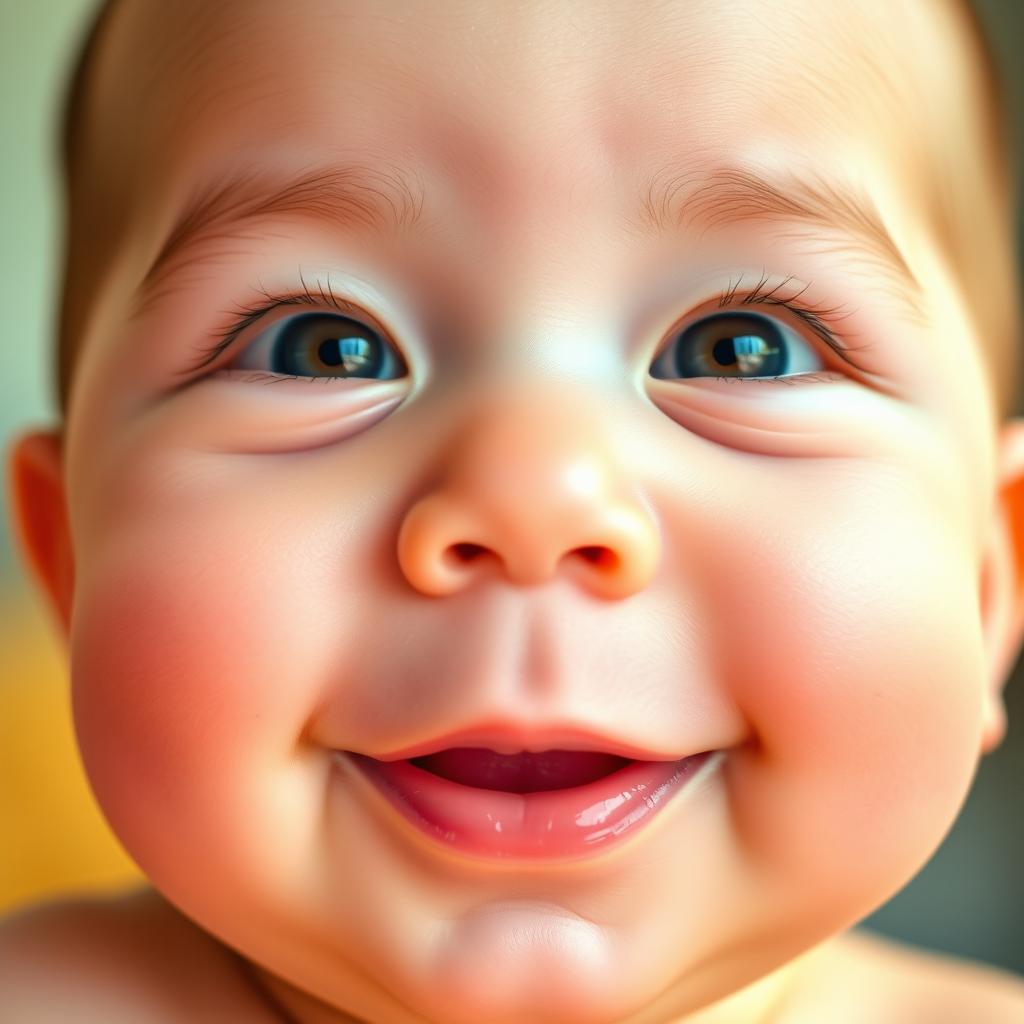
[
  {"x1": 656, "y1": 273, "x2": 873, "y2": 376},
  {"x1": 182, "y1": 270, "x2": 873, "y2": 381},
  {"x1": 181, "y1": 275, "x2": 392, "y2": 377}
]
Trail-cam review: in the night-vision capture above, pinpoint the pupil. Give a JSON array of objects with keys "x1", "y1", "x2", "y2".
[
  {"x1": 712, "y1": 337, "x2": 737, "y2": 367},
  {"x1": 709, "y1": 331, "x2": 776, "y2": 374},
  {"x1": 318, "y1": 339, "x2": 344, "y2": 367}
]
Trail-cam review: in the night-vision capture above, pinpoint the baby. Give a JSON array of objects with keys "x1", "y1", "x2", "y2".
[{"x1": 3, "y1": 0, "x2": 1024, "y2": 1020}]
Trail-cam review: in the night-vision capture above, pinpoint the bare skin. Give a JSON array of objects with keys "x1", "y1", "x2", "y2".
[
  {"x1": 5, "y1": 0, "x2": 1024, "y2": 1021},
  {"x1": 3, "y1": 885, "x2": 1024, "y2": 1022}
]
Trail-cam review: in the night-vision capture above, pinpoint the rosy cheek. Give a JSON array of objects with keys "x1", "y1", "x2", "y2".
[
  {"x1": 72, "y1": 571, "x2": 224, "y2": 862},
  {"x1": 715, "y1": 473, "x2": 985, "y2": 897},
  {"x1": 67, "y1": 499, "x2": 327, "y2": 889}
]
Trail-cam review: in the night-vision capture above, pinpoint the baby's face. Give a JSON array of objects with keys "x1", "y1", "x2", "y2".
[{"x1": 44, "y1": 0, "x2": 1012, "y2": 1020}]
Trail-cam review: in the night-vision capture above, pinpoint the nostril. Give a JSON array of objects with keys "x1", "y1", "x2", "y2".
[
  {"x1": 451, "y1": 542, "x2": 487, "y2": 562},
  {"x1": 575, "y1": 545, "x2": 617, "y2": 569}
]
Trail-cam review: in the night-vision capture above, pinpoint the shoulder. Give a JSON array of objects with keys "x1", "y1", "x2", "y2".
[
  {"x1": 786, "y1": 928, "x2": 1024, "y2": 1024},
  {"x1": 0, "y1": 886, "x2": 280, "y2": 1023}
]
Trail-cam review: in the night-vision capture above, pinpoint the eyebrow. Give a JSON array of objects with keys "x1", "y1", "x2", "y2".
[
  {"x1": 132, "y1": 163, "x2": 427, "y2": 316},
  {"x1": 637, "y1": 164, "x2": 923, "y2": 314},
  {"x1": 132, "y1": 158, "x2": 924, "y2": 318}
]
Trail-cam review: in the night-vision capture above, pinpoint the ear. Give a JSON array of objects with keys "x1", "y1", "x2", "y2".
[
  {"x1": 977, "y1": 418, "x2": 1024, "y2": 755},
  {"x1": 5, "y1": 428, "x2": 74, "y2": 644}
]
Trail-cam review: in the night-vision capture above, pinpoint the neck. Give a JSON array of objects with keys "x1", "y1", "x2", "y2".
[
  {"x1": 669, "y1": 955, "x2": 811, "y2": 1024},
  {"x1": 239, "y1": 943, "x2": 823, "y2": 1024}
]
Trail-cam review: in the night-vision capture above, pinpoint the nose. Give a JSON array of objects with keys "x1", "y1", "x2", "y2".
[{"x1": 396, "y1": 390, "x2": 661, "y2": 599}]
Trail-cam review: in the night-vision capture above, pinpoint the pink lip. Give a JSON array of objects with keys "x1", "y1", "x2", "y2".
[
  {"x1": 339, "y1": 749, "x2": 716, "y2": 861},
  {"x1": 369, "y1": 722, "x2": 689, "y2": 761}
]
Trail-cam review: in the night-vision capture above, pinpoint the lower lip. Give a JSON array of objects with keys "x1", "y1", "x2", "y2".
[{"x1": 338, "y1": 749, "x2": 718, "y2": 861}]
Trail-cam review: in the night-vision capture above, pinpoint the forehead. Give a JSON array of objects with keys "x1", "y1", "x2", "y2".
[{"x1": 87, "y1": 0, "x2": 955, "y2": 238}]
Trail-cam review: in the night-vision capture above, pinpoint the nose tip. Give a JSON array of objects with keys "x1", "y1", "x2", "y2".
[
  {"x1": 397, "y1": 489, "x2": 658, "y2": 598},
  {"x1": 395, "y1": 396, "x2": 661, "y2": 599}
]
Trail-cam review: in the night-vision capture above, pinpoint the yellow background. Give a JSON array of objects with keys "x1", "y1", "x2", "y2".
[{"x1": 0, "y1": 585, "x2": 141, "y2": 912}]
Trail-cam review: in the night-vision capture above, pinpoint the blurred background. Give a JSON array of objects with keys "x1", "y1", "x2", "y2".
[{"x1": 1, "y1": 0, "x2": 1022, "y2": 978}]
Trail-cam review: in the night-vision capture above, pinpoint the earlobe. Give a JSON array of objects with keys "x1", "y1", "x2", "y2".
[
  {"x1": 977, "y1": 418, "x2": 1024, "y2": 755},
  {"x1": 5, "y1": 428, "x2": 74, "y2": 643}
]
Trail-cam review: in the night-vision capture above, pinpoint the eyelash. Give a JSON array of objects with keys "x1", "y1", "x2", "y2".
[
  {"x1": 187, "y1": 274, "x2": 370, "y2": 374},
  {"x1": 712, "y1": 271, "x2": 868, "y2": 374},
  {"x1": 189, "y1": 270, "x2": 868, "y2": 379}
]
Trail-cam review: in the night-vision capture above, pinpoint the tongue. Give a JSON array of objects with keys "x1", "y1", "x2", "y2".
[{"x1": 409, "y1": 747, "x2": 632, "y2": 793}]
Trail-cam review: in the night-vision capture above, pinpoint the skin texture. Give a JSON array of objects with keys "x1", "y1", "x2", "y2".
[{"x1": 7, "y1": 0, "x2": 1024, "y2": 1021}]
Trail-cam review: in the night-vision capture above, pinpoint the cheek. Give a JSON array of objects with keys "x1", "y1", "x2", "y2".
[
  {"x1": 714, "y1": 464, "x2": 985, "y2": 901},
  {"x1": 67, "y1": 489, "x2": 334, "y2": 900}
]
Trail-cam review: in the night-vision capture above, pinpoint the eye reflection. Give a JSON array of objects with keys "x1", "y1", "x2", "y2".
[
  {"x1": 650, "y1": 311, "x2": 817, "y2": 380},
  {"x1": 235, "y1": 312, "x2": 407, "y2": 379}
]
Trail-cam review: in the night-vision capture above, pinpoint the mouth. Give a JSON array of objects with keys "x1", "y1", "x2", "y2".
[
  {"x1": 407, "y1": 746, "x2": 633, "y2": 793},
  {"x1": 365, "y1": 722, "x2": 691, "y2": 762},
  {"x1": 338, "y1": 744, "x2": 721, "y2": 862}
]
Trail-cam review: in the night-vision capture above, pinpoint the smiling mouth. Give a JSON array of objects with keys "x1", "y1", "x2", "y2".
[
  {"x1": 407, "y1": 747, "x2": 634, "y2": 793},
  {"x1": 341, "y1": 745, "x2": 717, "y2": 860}
]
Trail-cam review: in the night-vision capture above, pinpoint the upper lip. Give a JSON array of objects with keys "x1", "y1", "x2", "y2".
[{"x1": 359, "y1": 721, "x2": 694, "y2": 763}]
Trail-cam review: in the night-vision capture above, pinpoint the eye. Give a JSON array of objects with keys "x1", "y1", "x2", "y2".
[
  {"x1": 649, "y1": 311, "x2": 823, "y2": 381},
  {"x1": 231, "y1": 311, "x2": 408, "y2": 380}
]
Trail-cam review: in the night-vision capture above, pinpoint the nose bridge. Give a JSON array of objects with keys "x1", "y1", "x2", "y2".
[
  {"x1": 451, "y1": 388, "x2": 615, "y2": 504},
  {"x1": 396, "y1": 385, "x2": 661, "y2": 599}
]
